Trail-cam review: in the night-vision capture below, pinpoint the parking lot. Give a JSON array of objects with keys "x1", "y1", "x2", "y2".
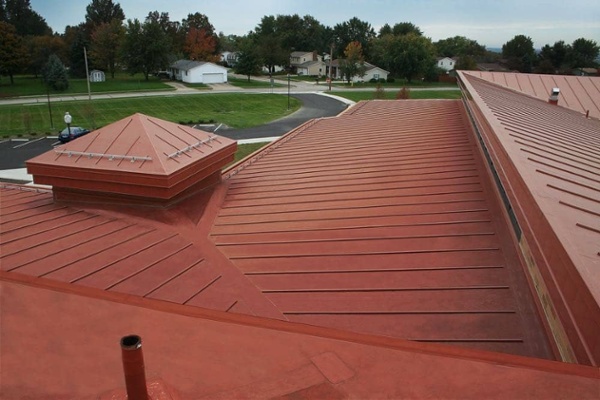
[{"x1": 0, "y1": 137, "x2": 59, "y2": 170}]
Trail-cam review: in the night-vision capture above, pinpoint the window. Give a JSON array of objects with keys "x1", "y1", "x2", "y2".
[{"x1": 374, "y1": 73, "x2": 379, "y2": 80}]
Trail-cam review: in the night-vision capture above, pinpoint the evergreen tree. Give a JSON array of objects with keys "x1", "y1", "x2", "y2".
[{"x1": 42, "y1": 54, "x2": 69, "y2": 91}]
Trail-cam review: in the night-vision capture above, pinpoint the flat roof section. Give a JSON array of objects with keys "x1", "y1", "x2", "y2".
[{"x1": 212, "y1": 100, "x2": 552, "y2": 359}]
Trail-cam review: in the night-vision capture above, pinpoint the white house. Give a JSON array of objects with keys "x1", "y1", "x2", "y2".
[
  {"x1": 169, "y1": 60, "x2": 228, "y2": 84},
  {"x1": 220, "y1": 51, "x2": 238, "y2": 67},
  {"x1": 89, "y1": 70, "x2": 105, "y2": 82},
  {"x1": 290, "y1": 51, "x2": 322, "y2": 67},
  {"x1": 327, "y1": 60, "x2": 389, "y2": 82},
  {"x1": 437, "y1": 57, "x2": 458, "y2": 72}
]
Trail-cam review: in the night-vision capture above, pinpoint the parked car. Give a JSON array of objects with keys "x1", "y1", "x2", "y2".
[{"x1": 58, "y1": 126, "x2": 90, "y2": 143}]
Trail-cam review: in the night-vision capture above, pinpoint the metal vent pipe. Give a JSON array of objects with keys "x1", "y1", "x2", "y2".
[{"x1": 120, "y1": 334, "x2": 149, "y2": 400}]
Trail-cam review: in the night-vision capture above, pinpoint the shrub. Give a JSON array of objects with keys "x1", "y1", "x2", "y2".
[
  {"x1": 396, "y1": 87, "x2": 411, "y2": 99},
  {"x1": 369, "y1": 78, "x2": 378, "y2": 83},
  {"x1": 373, "y1": 84, "x2": 386, "y2": 99},
  {"x1": 387, "y1": 77, "x2": 395, "y2": 83}
]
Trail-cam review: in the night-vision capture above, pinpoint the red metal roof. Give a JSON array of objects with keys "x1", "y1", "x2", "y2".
[
  {"x1": 0, "y1": 184, "x2": 283, "y2": 319},
  {"x1": 1, "y1": 275, "x2": 598, "y2": 400},
  {"x1": 2, "y1": 96, "x2": 599, "y2": 397},
  {"x1": 462, "y1": 71, "x2": 600, "y2": 119},
  {"x1": 459, "y1": 71, "x2": 600, "y2": 366},
  {"x1": 26, "y1": 113, "x2": 236, "y2": 203},
  {"x1": 213, "y1": 100, "x2": 551, "y2": 358}
]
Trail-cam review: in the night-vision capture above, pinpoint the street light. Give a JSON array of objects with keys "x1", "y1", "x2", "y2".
[
  {"x1": 64, "y1": 112, "x2": 72, "y2": 139},
  {"x1": 287, "y1": 73, "x2": 291, "y2": 110}
]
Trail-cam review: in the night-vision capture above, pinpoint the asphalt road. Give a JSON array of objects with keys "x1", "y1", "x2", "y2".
[{"x1": 0, "y1": 93, "x2": 348, "y2": 170}]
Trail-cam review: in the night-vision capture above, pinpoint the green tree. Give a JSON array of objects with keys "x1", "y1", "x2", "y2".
[
  {"x1": 68, "y1": 25, "x2": 89, "y2": 78},
  {"x1": 378, "y1": 23, "x2": 392, "y2": 37},
  {"x1": 90, "y1": 19, "x2": 124, "y2": 78},
  {"x1": 234, "y1": 39, "x2": 262, "y2": 81},
  {"x1": 85, "y1": 0, "x2": 125, "y2": 28},
  {"x1": 332, "y1": 17, "x2": 375, "y2": 58},
  {"x1": 252, "y1": 16, "x2": 288, "y2": 73},
  {"x1": 339, "y1": 41, "x2": 366, "y2": 83},
  {"x1": 0, "y1": 21, "x2": 27, "y2": 84},
  {"x1": 42, "y1": 54, "x2": 69, "y2": 91},
  {"x1": 392, "y1": 22, "x2": 422, "y2": 36},
  {"x1": 455, "y1": 55, "x2": 478, "y2": 70},
  {"x1": 502, "y1": 34, "x2": 536, "y2": 72},
  {"x1": 1, "y1": 0, "x2": 51, "y2": 36},
  {"x1": 145, "y1": 11, "x2": 182, "y2": 60},
  {"x1": 121, "y1": 18, "x2": 170, "y2": 80},
  {"x1": 538, "y1": 40, "x2": 570, "y2": 71},
  {"x1": 373, "y1": 33, "x2": 435, "y2": 82},
  {"x1": 435, "y1": 36, "x2": 486, "y2": 58},
  {"x1": 568, "y1": 38, "x2": 599, "y2": 68},
  {"x1": 25, "y1": 34, "x2": 66, "y2": 77}
]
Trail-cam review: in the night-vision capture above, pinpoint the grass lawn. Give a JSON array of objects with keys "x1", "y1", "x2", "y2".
[
  {"x1": 180, "y1": 82, "x2": 211, "y2": 90},
  {"x1": 0, "y1": 93, "x2": 301, "y2": 137},
  {"x1": 331, "y1": 89, "x2": 462, "y2": 102},
  {"x1": 230, "y1": 142, "x2": 268, "y2": 165},
  {"x1": 228, "y1": 77, "x2": 285, "y2": 88},
  {"x1": 331, "y1": 80, "x2": 457, "y2": 89},
  {"x1": 0, "y1": 73, "x2": 173, "y2": 98}
]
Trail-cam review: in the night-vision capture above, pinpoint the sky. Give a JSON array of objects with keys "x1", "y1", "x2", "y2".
[{"x1": 29, "y1": 0, "x2": 600, "y2": 48}]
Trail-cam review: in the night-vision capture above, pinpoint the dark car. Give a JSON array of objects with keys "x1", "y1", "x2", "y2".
[{"x1": 58, "y1": 126, "x2": 90, "y2": 143}]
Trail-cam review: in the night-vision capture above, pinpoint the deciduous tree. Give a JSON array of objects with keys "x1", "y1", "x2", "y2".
[
  {"x1": 339, "y1": 41, "x2": 366, "y2": 83},
  {"x1": 373, "y1": 33, "x2": 435, "y2": 82},
  {"x1": 569, "y1": 38, "x2": 599, "y2": 68},
  {"x1": 392, "y1": 22, "x2": 422, "y2": 36},
  {"x1": 0, "y1": 21, "x2": 27, "y2": 83},
  {"x1": 234, "y1": 39, "x2": 262, "y2": 81},
  {"x1": 121, "y1": 18, "x2": 170, "y2": 80},
  {"x1": 85, "y1": 0, "x2": 125, "y2": 28},
  {"x1": 538, "y1": 40, "x2": 570, "y2": 71},
  {"x1": 90, "y1": 19, "x2": 124, "y2": 78},
  {"x1": 435, "y1": 36, "x2": 485, "y2": 58},
  {"x1": 184, "y1": 27, "x2": 219, "y2": 62},
  {"x1": 502, "y1": 34, "x2": 535, "y2": 72},
  {"x1": 332, "y1": 17, "x2": 375, "y2": 58},
  {"x1": 25, "y1": 34, "x2": 65, "y2": 77}
]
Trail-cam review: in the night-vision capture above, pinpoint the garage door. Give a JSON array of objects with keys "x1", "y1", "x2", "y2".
[{"x1": 203, "y1": 73, "x2": 224, "y2": 84}]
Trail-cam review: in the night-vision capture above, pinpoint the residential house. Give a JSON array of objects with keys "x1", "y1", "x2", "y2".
[
  {"x1": 169, "y1": 60, "x2": 228, "y2": 84},
  {"x1": 437, "y1": 56, "x2": 458, "y2": 72},
  {"x1": 573, "y1": 67, "x2": 599, "y2": 76},
  {"x1": 326, "y1": 60, "x2": 389, "y2": 82},
  {"x1": 220, "y1": 51, "x2": 238, "y2": 67},
  {"x1": 290, "y1": 51, "x2": 326, "y2": 76}
]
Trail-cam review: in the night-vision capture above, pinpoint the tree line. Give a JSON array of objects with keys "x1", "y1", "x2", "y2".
[{"x1": 1, "y1": 0, "x2": 599, "y2": 89}]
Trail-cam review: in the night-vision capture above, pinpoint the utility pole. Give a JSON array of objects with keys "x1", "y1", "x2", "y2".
[
  {"x1": 328, "y1": 42, "x2": 334, "y2": 91},
  {"x1": 84, "y1": 46, "x2": 91, "y2": 101}
]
